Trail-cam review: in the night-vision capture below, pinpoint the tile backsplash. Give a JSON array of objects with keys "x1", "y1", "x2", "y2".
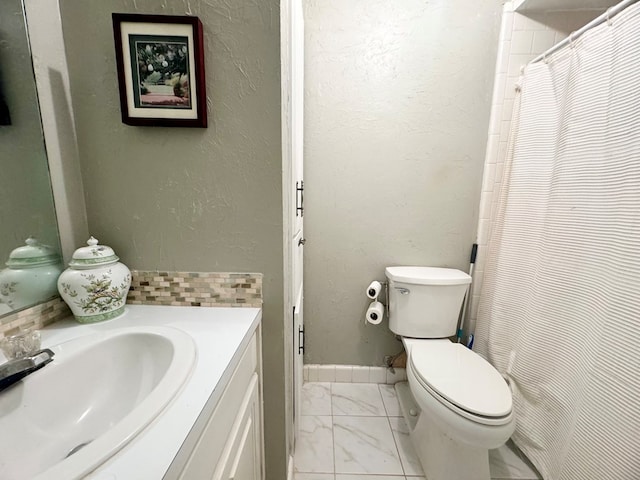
[
  {"x1": 0, "y1": 271, "x2": 262, "y2": 340},
  {"x1": 127, "y1": 271, "x2": 263, "y2": 308},
  {"x1": 0, "y1": 297, "x2": 70, "y2": 340}
]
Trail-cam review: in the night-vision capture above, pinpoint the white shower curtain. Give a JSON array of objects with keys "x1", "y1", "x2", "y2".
[{"x1": 475, "y1": 3, "x2": 640, "y2": 480}]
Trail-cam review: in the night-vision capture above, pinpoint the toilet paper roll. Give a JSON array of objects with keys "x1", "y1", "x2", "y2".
[
  {"x1": 366, "y1": 301, "x2": 384, "y2": 325},
  {"x1": 366, "y1": 280, "x2": 383, "y2": 299}
]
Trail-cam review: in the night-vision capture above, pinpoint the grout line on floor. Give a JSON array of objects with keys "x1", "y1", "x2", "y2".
[
  {"x1": 330, "y1": 382, "x2": 334, "y2": 416},
  {"x1": 386, "y1": 414, "x2": 406, "y2": 476},
  {"x1": 330, "y1": 382, "x2": 336, "y2": 475},
  {"x1": 379, "y1": 384, "x2": 391, "y2": 417}
]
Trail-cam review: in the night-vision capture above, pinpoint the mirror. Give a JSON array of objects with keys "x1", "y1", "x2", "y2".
[{"x1": 0, "y1": 0, "x2": 62, "y2": 316}]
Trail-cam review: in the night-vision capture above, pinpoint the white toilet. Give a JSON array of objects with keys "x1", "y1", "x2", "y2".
[{"x1": 385, "y1": 266, "x2": 514, "y2": 480}]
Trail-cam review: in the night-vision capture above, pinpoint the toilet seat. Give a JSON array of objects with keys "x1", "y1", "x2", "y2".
[{"x1": 408, "y1": 340, "x2": 513, "y2": 426}]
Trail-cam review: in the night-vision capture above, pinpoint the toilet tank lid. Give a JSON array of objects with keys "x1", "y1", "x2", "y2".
[{"x1": 385, "y1": 266, "x2": 471, "y2": 285}]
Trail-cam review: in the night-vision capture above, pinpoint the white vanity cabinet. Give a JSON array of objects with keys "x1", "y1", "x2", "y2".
[
  {"x1": 165, "y1": 327, "x2": 264, "y2": 480},
  {"x1": 38, "y1": 306, "x2": 263, "y2": 480}
]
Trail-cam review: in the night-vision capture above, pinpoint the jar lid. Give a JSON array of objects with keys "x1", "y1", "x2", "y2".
[
  {"x1": 68, "y1": 236, "x2": 120, "y2": 269},
  {"x1": 6, "y1": 237, "x2": 61, "y2": 268}
]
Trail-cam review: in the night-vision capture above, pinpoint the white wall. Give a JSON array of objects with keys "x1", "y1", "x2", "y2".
[{"x1": 303, "y1": 0, "x2": 503, "y2": 366}]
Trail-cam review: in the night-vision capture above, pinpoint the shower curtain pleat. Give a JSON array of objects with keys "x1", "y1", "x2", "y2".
[{"x1": 475, "y1": 3, "x2": 640, "y2": 480}]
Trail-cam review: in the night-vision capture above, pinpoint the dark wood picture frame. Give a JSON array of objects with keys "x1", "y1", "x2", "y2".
[{"x1": 112, "y1": 13, "x2": 207, "y2": 128}]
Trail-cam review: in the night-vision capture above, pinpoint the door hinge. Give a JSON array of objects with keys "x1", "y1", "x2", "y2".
[
  {"x1": 298, "y1": 326, "x2": 304, "y2": 355},
  {"x1": 295, "y1": 181, "x2": 304, "y2": 217}
]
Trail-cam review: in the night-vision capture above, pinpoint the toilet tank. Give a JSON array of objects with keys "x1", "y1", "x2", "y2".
[{"x1": 385, "y1": 266, "x2": 471, "y2": 338}]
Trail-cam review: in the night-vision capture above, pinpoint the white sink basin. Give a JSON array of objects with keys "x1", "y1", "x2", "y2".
[{"x1": 0, "y1": 326, "x2": 196, "y2": 480}]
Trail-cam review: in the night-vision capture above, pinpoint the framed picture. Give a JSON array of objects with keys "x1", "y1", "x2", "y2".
[{"x1": 112, "y1": 13, "x2": 207, "y2": 127}]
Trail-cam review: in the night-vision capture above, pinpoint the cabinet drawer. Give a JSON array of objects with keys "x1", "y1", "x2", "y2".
[{"x1": 177, "y1": 334, "x2": 257, "y2": 479}]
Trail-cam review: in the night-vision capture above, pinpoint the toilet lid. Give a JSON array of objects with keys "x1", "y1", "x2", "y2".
[{"x1": 410, "y1": 342, "x2": 512, "y2": 417}]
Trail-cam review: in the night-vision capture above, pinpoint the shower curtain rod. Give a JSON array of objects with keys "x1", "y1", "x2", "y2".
[{"x1": 530, "y1": 0, "x2": 639, "y2": 64}]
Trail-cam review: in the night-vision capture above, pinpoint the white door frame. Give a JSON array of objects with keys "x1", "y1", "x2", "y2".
[{"x1": 281, "y1": 0, "x2": 305, "y2": 471}]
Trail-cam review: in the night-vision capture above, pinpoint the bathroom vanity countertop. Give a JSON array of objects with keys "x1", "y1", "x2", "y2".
[{"x1": 38, "y1": 304, "x2": 262, "y2": 480}]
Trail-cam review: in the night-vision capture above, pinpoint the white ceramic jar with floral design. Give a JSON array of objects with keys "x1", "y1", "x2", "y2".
[
  {"x1": 57, "y1": 237, "x2": 131, "y2": 323},
  {"x1": 0, "y1": 237, "x2": 62, "y2": 310}
]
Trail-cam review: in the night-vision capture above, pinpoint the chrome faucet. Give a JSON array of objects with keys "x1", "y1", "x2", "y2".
[{"x1": 0, "y1": 349, "x2": 54, "y2": 392}]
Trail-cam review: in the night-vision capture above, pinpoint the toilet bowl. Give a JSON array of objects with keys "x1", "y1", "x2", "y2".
[
  {"x1": 404, "y1": 338, "x2": 514, "y2": 448},
  {"x1": 385, "y1": 266, "x2": 515, "y2": 480}
]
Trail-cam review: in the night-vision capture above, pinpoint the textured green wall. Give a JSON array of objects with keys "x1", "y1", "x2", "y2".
[
  {"x1": 58, "y1": 1, "x2": 285, "y2": 478},
  {"x1": 303, "y1": 0, "x2": 503, "y2": 365}
]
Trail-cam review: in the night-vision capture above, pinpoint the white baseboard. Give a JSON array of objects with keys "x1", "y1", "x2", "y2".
[{"x1": 303, "y1": 364, "x2": 407, "y2": 384}]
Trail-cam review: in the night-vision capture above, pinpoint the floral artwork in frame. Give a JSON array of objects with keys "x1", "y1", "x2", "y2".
[{"x1": 112, "y1": 13, "x2": 207, "y2": 127}]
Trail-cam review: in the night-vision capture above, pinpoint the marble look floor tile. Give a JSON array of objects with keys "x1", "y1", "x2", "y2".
[
  {"x1": 333, "y1": 416, "x2": 403, "y2": 475},
  {"x1": 336, "y1": 475, "x2": 405, "y2": 480},
  {"x1": 295, "y1": 474, "x2": 335, "y2": 480},
  {"x1": 388, "y1": 417, "x2": 424, "y2": 476},
  {"x1": 489, "y1": 440, "x2": 541, "y2": 479},
  {"x1": 331, "y1": 383, "x2": 386, "y2": 416},
  {"x1": 302, "y1": 382, "x2": 332, "y2": 416},
  {"x1": 379, "y1": 384, "x2": 402, "y2": 416},
  {"x1": 294, "y1": 416, "x2": 334, "y2": 473}
]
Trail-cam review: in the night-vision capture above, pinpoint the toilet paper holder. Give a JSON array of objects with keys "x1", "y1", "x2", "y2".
[
  {"x1": 365, "y1": 280, "x2": 389, "y2": 323},
  {"x1": 366, "y1": 280, "x2": 386, "y2": 300},
  {"x1": 365, "y1": 280, "x2": 388, "y2": 299}
]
